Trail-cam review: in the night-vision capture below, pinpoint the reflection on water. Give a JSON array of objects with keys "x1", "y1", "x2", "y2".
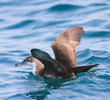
[
  {"x1": 0, "y1": 0, "x2": 110, "y2": 100},
  {"x1": 25, "y1": 73, "x2": 74, "y2": 100}
]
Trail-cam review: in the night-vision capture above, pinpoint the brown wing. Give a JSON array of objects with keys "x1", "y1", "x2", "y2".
[{"x1": 51, "y1": 26, "x2": 84, "y2": 72}]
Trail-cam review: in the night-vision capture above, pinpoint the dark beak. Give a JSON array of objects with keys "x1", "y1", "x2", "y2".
[{"x1": 15, "y1": 61, "x2": 26, "y2": 67}]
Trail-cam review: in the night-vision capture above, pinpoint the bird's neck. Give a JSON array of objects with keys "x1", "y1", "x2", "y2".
[
  {"x1": 32, "y1": 60, "x2": 44, "y2": 76},
  {"x1": 34, "y1": 68, "x2": 44, "y2": 76}
]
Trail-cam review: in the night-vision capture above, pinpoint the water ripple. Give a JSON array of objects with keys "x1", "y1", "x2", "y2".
[
  {"x1": 89, "y1": 3, "x2": 108, "y2": 6},
  {"x1": 48, "y1": 4, "x2": 84, "y2": 12},
  {"x1": 85, "y1": 31, "x2": 110, "y2": 38},
  {"x1": 3, "y1": 19, "x2": 35, "y2": 30}
]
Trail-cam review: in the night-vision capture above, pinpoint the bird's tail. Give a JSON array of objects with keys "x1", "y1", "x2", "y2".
[{"x1": 70, "y1": 64, "x2": 99, "y2": 74}]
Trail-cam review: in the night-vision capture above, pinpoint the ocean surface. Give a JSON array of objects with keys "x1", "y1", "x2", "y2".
[{"x1": 0, "y1": 0, "x2": 110, "y2": 100}]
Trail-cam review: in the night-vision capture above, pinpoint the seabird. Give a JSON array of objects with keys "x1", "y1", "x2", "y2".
[{"x1": 15, "y1": 26, "x2": 99, "y2": 78}]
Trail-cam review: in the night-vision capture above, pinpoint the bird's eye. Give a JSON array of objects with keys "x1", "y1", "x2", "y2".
[{"x1": 27, "y1": 59, "x2": 30, "y2": 61}]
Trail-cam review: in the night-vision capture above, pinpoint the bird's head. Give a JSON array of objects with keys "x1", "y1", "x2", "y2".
[{"x1": 15, "y1": 56, "x2": 44, "y2": 76}]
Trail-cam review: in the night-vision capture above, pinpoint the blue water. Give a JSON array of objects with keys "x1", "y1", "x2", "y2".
[{"x1": 0, "y1": 0, "x2": 110, "y2": 100}]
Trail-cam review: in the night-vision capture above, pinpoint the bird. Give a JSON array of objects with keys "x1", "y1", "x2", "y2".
[{"x1": 15, "y1": 26, "x2": 99, "y2": 79}]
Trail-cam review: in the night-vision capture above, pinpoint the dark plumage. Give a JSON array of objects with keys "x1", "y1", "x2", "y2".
[
  {"x1": 31, "y1": 49, "x2": 99, "y2": 78},
  {"x1": 31, "y1": 49, "x2": 72, "y2": 78},
  {"x1": 15, "y1": 26, "x2": 99, "y2": 78}
]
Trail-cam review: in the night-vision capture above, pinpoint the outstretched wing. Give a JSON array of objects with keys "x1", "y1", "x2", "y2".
[{"x1": 51, "y1": 26, "x2": 84, "y2": 72}]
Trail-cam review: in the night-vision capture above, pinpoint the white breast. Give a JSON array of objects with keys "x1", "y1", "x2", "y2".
[{"x1": 31, "y1": 62, "x2": 37, "y2": 75}]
